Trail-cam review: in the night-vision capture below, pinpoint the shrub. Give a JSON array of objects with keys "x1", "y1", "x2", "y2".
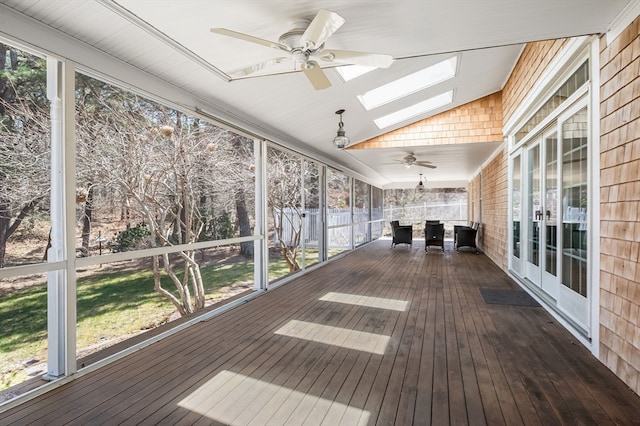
[
  {"x1": 110, "y1": 222, "x2": 151, "y2": 252},
  {"x1": 214, "y1": 211, "x2": 235, "y2": 240}
]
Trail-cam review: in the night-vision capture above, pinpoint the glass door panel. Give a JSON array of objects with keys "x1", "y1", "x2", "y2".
[
  {"x1": 525, "y1": 128, "x2": 560, "y2": 295},
  {"x1": 561, "y1": 107, "x2": 588, "y2": 297},
  {"x1": 541, "y1": 130, "x2": 559, "y2": 298},
  {"x1": 511, "y1": 154, "x2": 522, "y2": 274},
  {"x1": 526, "y1": 143, "x2": 541, "y2": 282},
  {"x1": 558, "y1": 106, "x2": 589, "y2": 329}
]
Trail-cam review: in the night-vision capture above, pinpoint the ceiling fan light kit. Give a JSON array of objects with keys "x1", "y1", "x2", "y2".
[
  {"x1": 333, "y1": 109, "x2": 350, "y2": 149},
  {"x1": 210, "y1": 9, "x2": 394, "y2": 90}
]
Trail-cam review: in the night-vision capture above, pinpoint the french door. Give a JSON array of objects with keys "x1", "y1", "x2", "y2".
[
  {"x1": 511, "y1": 100, "x2": 589, "y2": 333},
  {"x1": 524, "y1": 128, "x2": 559, "y2": 298}
]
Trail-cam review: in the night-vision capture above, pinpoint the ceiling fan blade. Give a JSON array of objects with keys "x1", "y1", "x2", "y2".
[
  {"x1": 414, "y1": 160, "x2": 433, "y2": 165},
  {"x1": 210, "y1": 28, "x2": 290, "y2": 52},
  {"x1": 301, "y1": 9, "x2": 345, "y2": 50},
  {"x1": 318, "y1": 49, "x2": 394, "y2": 68},
  {"x1": 302, "y1": 60, "x2": 331, "y2": 90},
  {"x1": 228, "y1": 57, "x2": 291, "y2": 77},
  {"x1": 417, "y1": 163, "x2": 437, "y2": 169}
]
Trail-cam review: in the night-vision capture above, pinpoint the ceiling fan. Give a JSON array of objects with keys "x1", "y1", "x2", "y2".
[
  {"x1": 210, "y1": 9, "x2": 394, "y2": 90},
  {"x1": 388, "y1": 153, "x2": 436, "y2": 169}
]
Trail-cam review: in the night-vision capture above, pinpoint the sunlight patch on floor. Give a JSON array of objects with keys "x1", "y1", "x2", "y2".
[
  {"x1": 319, "y1": 291, "x2": 409, "y2": 311},
  {"x1": 275, "y1": 319, "x2": 390, "y2": 355},
  {"x1": 178, "y1": 370, "x2": 370, "y2": 425}
]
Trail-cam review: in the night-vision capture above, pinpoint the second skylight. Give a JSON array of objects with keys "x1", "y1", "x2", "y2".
[{"x1": 357, "y1": 56, "x2": 458, "y2": 111}]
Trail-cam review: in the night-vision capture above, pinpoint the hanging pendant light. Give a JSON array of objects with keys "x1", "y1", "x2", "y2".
[
  {"x1": 416, "y1": 173, "x2": 425, "y2": 191},
  {"x1": 333, "y1": 109, "x2": 350, "y2": 149}
]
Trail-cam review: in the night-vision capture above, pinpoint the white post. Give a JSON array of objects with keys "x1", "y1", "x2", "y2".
[
  {"x1": 45, "y1": 58, "x2": 76, "y2": 380},
  {"x1": 300, "y1": 160, "x2": 306, "y2": 268},
  {"x1": 349, "y1": 177, "x2": 354, "y2": 250},
  {"x1": 253, "y1": 139, "x2": 268, "y2": 290},
  {"x1": 319, "y1": 166, "x2": 327, "y2": 262}
]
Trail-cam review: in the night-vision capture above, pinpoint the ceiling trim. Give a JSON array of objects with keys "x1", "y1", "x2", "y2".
[
  {"x1": 606, "y1": 0, "x2": 640, "y2": 45},
  {"x1": 95, "y1": 0, "x2": 230, "y2": 82}
]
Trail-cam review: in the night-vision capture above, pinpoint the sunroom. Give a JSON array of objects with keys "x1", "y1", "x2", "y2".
[{"x1": 1, "y1": 1, "x2": 640, "y2": 423}]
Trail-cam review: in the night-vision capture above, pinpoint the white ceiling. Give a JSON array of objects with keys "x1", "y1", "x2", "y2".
[{"x1": 0, "y1": 0, "x2": 632, "y2": 188}]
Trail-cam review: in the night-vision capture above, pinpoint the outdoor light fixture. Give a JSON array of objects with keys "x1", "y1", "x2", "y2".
[
  {"x1": 416, "y1": 173, "x2": 425, "y2": 191},
  {"x1": 333, "y1": 109, "x2": 350, "y2": 149}
]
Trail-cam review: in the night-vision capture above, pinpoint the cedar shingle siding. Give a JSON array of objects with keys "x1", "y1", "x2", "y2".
[{"x1": 599, "y1": 15, "x2": 640, "y2": 395}]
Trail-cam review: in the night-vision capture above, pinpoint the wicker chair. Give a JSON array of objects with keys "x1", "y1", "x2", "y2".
[
  {"x1": 424, "y1": 222, "x2": 445, "y2": 253},
  {"x1": 456, "y1": 225, "x2": 479, "y2": 253},
  {"x1": 390, "y1": 221, "x2": 413, "y2": 248},
  {"x1": 453, "y1": 224, "x2": 465, "y2": 246}
]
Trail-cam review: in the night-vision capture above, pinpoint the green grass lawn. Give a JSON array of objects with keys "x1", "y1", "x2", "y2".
[
  {"x1": 0, "y1": 256, "x2": 296, "y2": 390},
  {"x1": 0, "y1": 247, "x2": 329, "y2": 391}
]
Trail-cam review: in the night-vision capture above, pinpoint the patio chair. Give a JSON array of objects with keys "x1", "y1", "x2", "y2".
[
  {"x1": 453, "y1": 224, "x2": 465, "y2": 246},
  {"x1": 390, "y1": 221, "x2": 413, "y2": 248},
  {"x1": 454, "y1": 222, "x2": 477, "y2": 245},
  {"x1": 456, "y1": 226, "x2": 479, "y2": 253},
  {"x1": 424, "y1": 222, "x2": 445, "y2": 253}
]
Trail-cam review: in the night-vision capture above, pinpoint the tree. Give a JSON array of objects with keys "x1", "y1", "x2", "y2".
[
  {"x1": 75, "y1": 73, "x2": 115, "y2": 254},
  {"x1": 230, "y1": 133, "x2": 254, "y2": 257},
  {"x1": 267, "y1": 147, "x2": 303, "y2": 272},
  {"x1": 102, "y1": 112, "x2": 211, "y2": 316},
  {"x1": 0, "y1": 46, "x2": 49, "y2": 268},
  {"x1": 76, "y1": 78, "x2": 258, "y2": 315}
]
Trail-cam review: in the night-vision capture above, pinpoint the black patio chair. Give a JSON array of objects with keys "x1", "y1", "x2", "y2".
[
  {"x1": 453, "y1": 224, "x2": 465, "y2": 246},
  {"x1": 390, "y1": 221, "x2": 413, "y2": 248},
  {"x1": 456, "y1": 226, "x2": 479, "y2": 253},
  {"x1": 424, "y1": 222, "x2": 445, "y2": 253}
]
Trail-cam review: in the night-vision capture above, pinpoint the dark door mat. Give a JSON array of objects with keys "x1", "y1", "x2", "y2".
[{"x1": 479, "y1": 288, "x2": 541, "y2": 307}]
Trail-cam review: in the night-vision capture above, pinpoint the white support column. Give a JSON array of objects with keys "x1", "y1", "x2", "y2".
[
  {"x1": 253, "y1": 139, "x2": 268, "y2": 290},
  {"x1": 45, "y1": 58, "x2": 76, "y2": 380},
  {"x1": 319, "y1": 166, "x2": 327, "y2": 262},
  {"x1": 349, "y1": 176, "x2": 354, "y2": 250},
  {"x1": 589, "y1": 37, "x2": 601, "y2": 356},
  {"x1": 300, "y1": 160, "x2": 307, "y2": 269}
]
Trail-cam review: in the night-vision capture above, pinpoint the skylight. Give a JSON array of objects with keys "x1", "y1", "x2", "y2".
[
  {"x1": 335, "y1": 64, "x2": 377, "y2": 82},
  {"x1": 374, "y1": 90, "x2": 454, "y2": 129},
  {"x1": 358, "y1": 56, "x2": 458, "y2": 110}
]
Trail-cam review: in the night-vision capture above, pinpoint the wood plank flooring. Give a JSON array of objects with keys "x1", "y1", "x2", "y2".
[{"x1": 2, "y1": 240, "x2": 639, "y2": 425}]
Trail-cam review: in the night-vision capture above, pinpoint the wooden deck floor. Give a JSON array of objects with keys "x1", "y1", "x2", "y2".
[{"x1": 2, "y1": 240, "x2": 639, "y2": 425}]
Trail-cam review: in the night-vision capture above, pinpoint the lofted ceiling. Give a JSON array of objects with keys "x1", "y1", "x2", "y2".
[{"x1": 0, "y1": 0, "x2": 632, "y2": 188}]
